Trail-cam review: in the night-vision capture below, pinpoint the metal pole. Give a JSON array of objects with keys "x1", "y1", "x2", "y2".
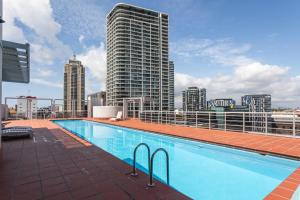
[
  {"x1": 293, "y1": 111, "x2": 296, "y2": 137},
  {"x1": 196, "y1": 112, "x2": 198, "y2": 128},
  {"x1": 243, "y1": 112, "x2": 245, "y2": 133},
  {"x1": 265, "y1": 113, "x2": 268, "y2": 134},
  {"x1": 224, "y1": 112, "x2": 227, "y2": 131},
  {"x1": 209, "y1": 112, "x2": 211, "y2": 129},
  {"x1": 174, "y1": 112, "x2": 176, "y2": 125},
  {"x1": 131, "y1": 143, "x2": 151, "y2": 177},
  {"x1": 148, "y1": 148, "x2": 169, "y2": 187},
  {"x1": 166, "y1": 111, "x2": 167, "y2": 124}
]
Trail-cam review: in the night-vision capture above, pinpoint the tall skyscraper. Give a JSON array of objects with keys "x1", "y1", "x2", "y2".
[
  {"x1": 63, "y1": 55, "x2": 85, "y2": 113},
  {"x1": 106, "y1": 3, "x2": 171, "y2": 111},
  {"x1": 200, "y1": 88, "x2": 207, "y2": 111},
  {"x1": 241, "y1": 94, "x2": 271, "y2": 112},
  {"x1": 169, "y1": 61, "x2": 175, "y2": 111},
  {"x1": 182, "y1": 87, "x2": 200, "y2": 111}
]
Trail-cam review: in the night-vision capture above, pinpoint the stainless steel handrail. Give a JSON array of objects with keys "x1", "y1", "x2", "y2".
[
  {"x1": 148, "y1": 148, "x2": 170, "y2": 187},
  {"x1": 131, "y1": 143, "x2": 151, "y2": 177}
]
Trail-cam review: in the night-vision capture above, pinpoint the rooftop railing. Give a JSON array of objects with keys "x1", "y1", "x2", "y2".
[{"x1": 139, "y1": 111, "x2": 300, "y2": 138}]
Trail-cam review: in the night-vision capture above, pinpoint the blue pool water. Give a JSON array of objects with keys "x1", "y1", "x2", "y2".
[{"x1": 53, "y1": 120, "x2": 300, "y2": 200}]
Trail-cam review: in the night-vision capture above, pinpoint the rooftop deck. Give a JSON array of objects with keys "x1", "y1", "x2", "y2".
[
  {"x1": 1, "y1": 119, "x2": 299, "y2": 200},
  {"x1": 0, "y1": 120, "x2": 189, "y2": 200}
]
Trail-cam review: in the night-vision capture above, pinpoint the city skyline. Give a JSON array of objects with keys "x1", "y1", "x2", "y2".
[{"x1": 2, "y1": 0, "x2": 300, "y2": 108}]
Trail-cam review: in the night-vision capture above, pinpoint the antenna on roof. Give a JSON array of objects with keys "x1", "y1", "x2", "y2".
[{"x1": 73, "y1": 53, "x2": 76, "y2": 60}]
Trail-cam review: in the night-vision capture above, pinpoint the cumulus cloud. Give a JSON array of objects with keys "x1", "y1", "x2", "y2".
[
  {"x1": 77, "y1": 43, "x2": 107, "y2": 92},
  {"x1": 172, "y1": 38, "x2": 300, "y2": 108},
  {"x1": 3, "y1": 0, "x2": 71, "y2": 65}
]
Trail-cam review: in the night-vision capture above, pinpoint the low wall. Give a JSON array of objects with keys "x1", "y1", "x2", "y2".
[
  {"x1": 92, "y1": 106, "x2": 122, "y2": 118},
  {"x1": 1, "y1": 104, "x2": 8, "y2": 121}
]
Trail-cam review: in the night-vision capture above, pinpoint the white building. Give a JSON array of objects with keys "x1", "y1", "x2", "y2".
[{"x1": 17, "y1": 96, "x2": 37, "y2": 119}]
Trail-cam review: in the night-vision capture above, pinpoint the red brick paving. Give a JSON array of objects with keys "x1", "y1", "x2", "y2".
[
  {"x1": 0, "y1": 120, "x2": 190, "y2": 200},
  {"x1": 89, "y1": 118, "x2": 300, "y2": 200}
]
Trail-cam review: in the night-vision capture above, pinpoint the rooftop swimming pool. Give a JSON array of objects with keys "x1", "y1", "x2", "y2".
[{"x1": 53, "y1": 120, "x2": 300, "y2": 200}]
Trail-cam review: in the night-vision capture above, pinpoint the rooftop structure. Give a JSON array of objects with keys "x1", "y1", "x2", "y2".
[{"x1": 87, "y1": 91, "x2": 106, "y2": 117}]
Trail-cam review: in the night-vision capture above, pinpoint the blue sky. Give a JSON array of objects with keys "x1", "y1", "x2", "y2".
[{"x1": 3, "y1": 0, "x2": 300, "y2": 108}]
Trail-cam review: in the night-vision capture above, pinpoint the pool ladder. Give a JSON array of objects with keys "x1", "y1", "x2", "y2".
[{"x1": 131, "y1": 143, "x2": 170, "y2": 187}]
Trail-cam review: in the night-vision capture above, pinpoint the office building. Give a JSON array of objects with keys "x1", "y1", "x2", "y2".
[
  {"x1": 87, "y1": 91, "x2": 106, "y2": 117},
  {"x1": 63, "y1": 55, "x2": 85, "y2": 112},
  {"x1": 207, "y1": 98, "x2": 236, "y2": 110},
  {"x1": 16, "y1": 96, "x2": 37, "y2": 119},
  {"x1": 106, "y1": 3, "x2": 171, "y2": 111},
  {"x1": 182, "y1": 87, "x2": 200, "y2": 111},
  {"x1": 241, "y1": 94, "x2": 271, "y2": 112},
  {"x1": 200, "y1": 88, "x2": 207, "y2": 111},
  {"x1": 169, "y1": 61, "x2": 175, "y2": 111}
]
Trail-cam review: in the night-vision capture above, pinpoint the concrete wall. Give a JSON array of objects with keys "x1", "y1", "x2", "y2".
[
  {"x1": 1, "y1": 104, "x2": 8, "y2": 121},
  {"x1": 92, "y1": 106, "x2": 122, "y2": 118}
]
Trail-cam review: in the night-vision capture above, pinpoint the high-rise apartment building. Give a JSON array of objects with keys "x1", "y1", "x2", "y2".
[
  {"x1": 241, "y1": 94, "x2": 271, "y2": 112},
  {"x1": 200, "y1": 88, "x2": 207, "y2": 111},
  {"x1": 63, "y1": 55, "x2": 85, "y2": 112},
  {"x1": 182, "y1": 87, "x2": 200, "y2": 111},
  {"x1": 106, "y1": 3, "x2": 172, "y2": 111},
  {"x1": 169, "y1": 61, "x2": 175, "y2": 111}
]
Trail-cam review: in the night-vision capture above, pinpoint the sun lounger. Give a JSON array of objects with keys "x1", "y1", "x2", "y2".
[
  {"x1": 110, "y1": 111, "x2": 123, "y2": 121},
  {"x1": 2, "y1": 126, "x2": 32, "y2": 131},
  {"x1": 1, "y1": 127, "x2": 33, "y2": 140}
]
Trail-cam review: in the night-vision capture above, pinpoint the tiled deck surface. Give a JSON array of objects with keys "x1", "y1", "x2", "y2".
[
  {"x1": 89, "y1": 118, "x2": 300, "y2": 200},
  {"x1": 0, "y1": 120, "x2": 189, "y2": 200}
]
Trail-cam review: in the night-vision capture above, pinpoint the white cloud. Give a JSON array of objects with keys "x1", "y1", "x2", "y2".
[
  {"x1": 35, "y1": 68, "x2": 55, "y2": 77},
  {"x1": 79, "y1": 35, "x2": 85, "y2": 44},
  {"x1": 77, "y1": 43, "x2": 107, "y2": 92},
  {"x1": 31, "y1": 78, "x2": 62, "y2": 88},
  {"x1": 3, "y1": 0, "x2": 71, "y2": 65},
  {"x1": 172, "y1": 38, "x2": 300, "y2": 108}
]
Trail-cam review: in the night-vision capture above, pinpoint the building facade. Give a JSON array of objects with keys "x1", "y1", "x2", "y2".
[
  {"x1": 106, "y1": 3, "x2": 172, "y2": 111},
  {"x1": 207, "y1": 98, "x2": 236, "y2": 110},
  {"x1": 200, "y1": 88, "x2": 207, "y2": 111},
  {"x1": 241, "y1": 94, "x2": 271, "y2": 112},
  {"x1": 182, "y1": 87, "x2": 200, "y2": 111},
  {"x1": 16, "y1": 96, "x2": 37, "y2": 119},
  {"x1": 87, "y1": 91, "x2": 106, "y2": 117},
  {"x1": 63, "y1": 56, "x2": 85, "y2": 113},
  {"x1": 169, "y1": 61, "x2": 175, "y2": 111}
]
